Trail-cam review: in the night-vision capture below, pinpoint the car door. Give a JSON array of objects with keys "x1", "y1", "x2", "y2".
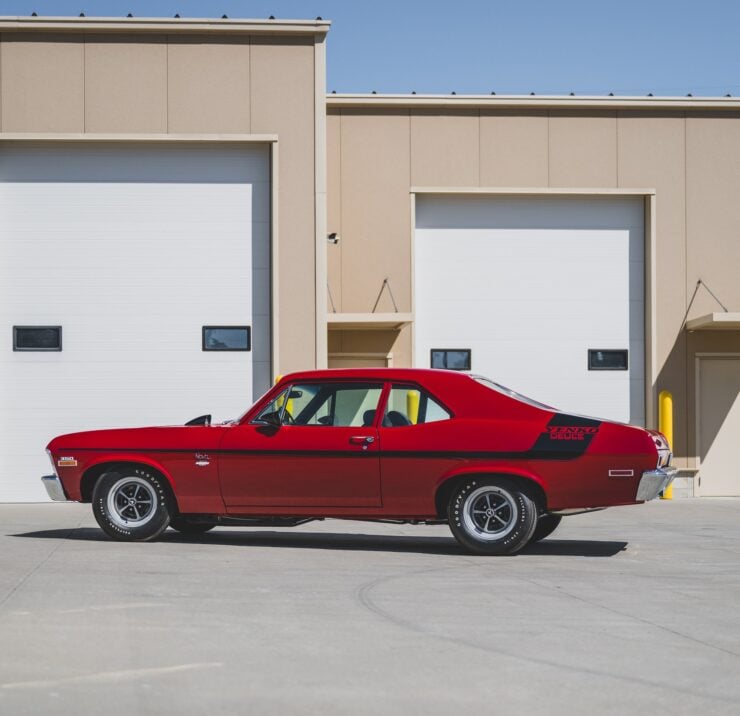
[
  {"x1": 219, "y1": 381, "x2": 385, "y2": 508},
  {"x1": 376, "y1": 383, "x2": 457, "y2": 511}
]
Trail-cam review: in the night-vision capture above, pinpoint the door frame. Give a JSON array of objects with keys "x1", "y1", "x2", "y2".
[{"x1": 694, "y1": 352, "x2": 740, "y2": 496}]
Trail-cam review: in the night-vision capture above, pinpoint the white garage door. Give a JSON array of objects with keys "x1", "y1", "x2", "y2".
[
  {"x1": 0, "y1": 142, "x2": 270, "y2": 501},
  {"x1": 414, "y1": 195, "x2": 644, "y2": 425}
]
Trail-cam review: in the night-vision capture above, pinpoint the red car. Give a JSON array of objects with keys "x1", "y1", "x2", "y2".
[{"x1": 43, "y1": 369, "x2": 675, "y2": 555}]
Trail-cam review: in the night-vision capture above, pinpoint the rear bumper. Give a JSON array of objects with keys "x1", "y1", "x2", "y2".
[
  {"x1": 41, "y1": 474, "x2": 68, "y2": 502},
  {"x1": 636, "y1": 467, "x2": 677, "y2": 502}
]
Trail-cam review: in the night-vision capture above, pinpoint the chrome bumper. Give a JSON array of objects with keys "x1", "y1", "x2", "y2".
[
  {"x1": 636, "y1": 467, "x2": 678, "y2": 502},
  {"x1": 41, "y1": 475, "x2": 68, "y2": 501}
]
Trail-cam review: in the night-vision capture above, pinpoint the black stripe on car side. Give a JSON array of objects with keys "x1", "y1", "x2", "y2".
[
  {"x1": 56, "y1": 448, "x2": 583, "y2": 461},
  {"x1": 528, "y1": 413, "x2": 602, "y2": 457}
]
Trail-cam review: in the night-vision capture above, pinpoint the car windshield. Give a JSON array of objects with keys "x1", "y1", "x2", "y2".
[{"x1": 473, "y1": 375, "x2": 554, "y2": 410}]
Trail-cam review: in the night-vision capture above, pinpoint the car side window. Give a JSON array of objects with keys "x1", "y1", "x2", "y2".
[
  {"x1": 382, "y1": 385, "x2": 452, "y2": 427},
  {"x1": 257, "y1": 383, "x2": 383, "y2": 427},
  {"x1": 254, "y1": 387, "x2": 291, "y2": 425}
]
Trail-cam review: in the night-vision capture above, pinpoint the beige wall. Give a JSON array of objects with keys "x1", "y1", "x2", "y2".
[
  {"x1": 2, "y1": 20, "x2": 739, "y2": 463},
  {"x1": 0, "y1": 24, "x2": 326, "y2": 376},
  {"x1": 327, "y1": 102, "x2": 740, "y2": 464}
]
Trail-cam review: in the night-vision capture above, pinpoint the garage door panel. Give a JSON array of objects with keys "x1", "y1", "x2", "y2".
[
  {"x1": 0, "y1": 142, "x2": 270, "y2": 502},
  {"x1": 416, "y1": 195, "x2": 644, "y2": 230},
  {"x1": 2, "y1": 143, "x2": 270, "y2": 180},
  {"x1": 417, "y1": 269, "x2": 632, "y2": 303},
  {"x1": 419, "y1": 303, "x2": 633, "y2": 342},
  {"x1": 455, "y1": 342, "x2": 640, "y2": 381},
  {"x1": 416, "y1": 247, "x2": 631, "y2": 299},
  {"x1": 415, "y1": 195, "x2": 644, "y2": 424}
]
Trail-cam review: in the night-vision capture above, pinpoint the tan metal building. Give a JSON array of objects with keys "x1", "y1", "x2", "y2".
[{"x1": 1, "y1": 16, "x2": 739, "y2": 499}]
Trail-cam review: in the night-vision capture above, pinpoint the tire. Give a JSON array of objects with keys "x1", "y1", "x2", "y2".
[
  {"x1": 529, "y1": 514, "x2": 562, "y2": 543},
  {"x1": 170, "y1": 518, "x2": 215, "y2": 535},
  {"x1": 448, "y1": 477, "x2": 538, "y2": 555},
  {"x1": 92, "y1": 466, "x2": 172, "y2": 541}
]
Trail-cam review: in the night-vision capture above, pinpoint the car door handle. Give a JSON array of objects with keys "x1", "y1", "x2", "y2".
[{"x1": 349, "y1": 436, "x2": 375, "y2": 445}]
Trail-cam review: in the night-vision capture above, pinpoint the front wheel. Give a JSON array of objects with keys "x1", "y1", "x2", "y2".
[
  {"x1": 448, "y1": 478, "x2": 538, "y2": 555},
  {"x1": 92, "y1": 467, "x2": 172, "y2": 541}
]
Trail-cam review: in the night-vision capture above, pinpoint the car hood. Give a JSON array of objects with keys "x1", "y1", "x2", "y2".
[{"x1": 47, "y1": 424, "x2": 229, "y2": 453}]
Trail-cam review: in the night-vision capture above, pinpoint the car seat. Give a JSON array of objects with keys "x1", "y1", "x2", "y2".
[{"x1": 385, "y1": 410, "x2": 412, "y2": 427}]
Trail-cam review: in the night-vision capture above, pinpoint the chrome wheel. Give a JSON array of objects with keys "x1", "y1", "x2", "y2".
[
  {"x1": 106, "y1": 476, "x2": 157, "y2": 529},
  {"x1": 462, "y1": 485, "x2": 518, "y2": 541}
]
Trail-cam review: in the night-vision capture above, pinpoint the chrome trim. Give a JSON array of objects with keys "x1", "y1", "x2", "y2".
[
  {"x1": 636, "y1": 467, "x2": 678, "y2": 502},
  {"x1": 46, "y1": 449, "x2": 59, "y2": 477},
  {"x1": 41, "y1": 474, "x2": 68, "y2": 502}
]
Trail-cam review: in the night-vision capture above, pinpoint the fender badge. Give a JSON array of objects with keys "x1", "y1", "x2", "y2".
[
  {"x1": 57, "y1": 457, "x2": 77, "y2": 467},
  {"x1": 194, "y1": 452, "x2": 210, "y2": 467}
]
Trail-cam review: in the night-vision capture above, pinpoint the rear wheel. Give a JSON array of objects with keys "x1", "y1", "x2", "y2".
[
  {"x1": 448, "y1": 477, "x2": 538, "y2": 555},
  {"x1": 92, "y1": 467, "x2": 172, "y2": 541},
  {"x1": 170, "y1": 518, "x2": 215, "y2": 535},
  {"x1": 530, "y1": 514, "x2": 562, "y2": 543}
]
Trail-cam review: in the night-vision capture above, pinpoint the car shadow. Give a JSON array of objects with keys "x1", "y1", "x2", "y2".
[{"x1": 11, "y1": 528, "x2": 628, "y2": 557}]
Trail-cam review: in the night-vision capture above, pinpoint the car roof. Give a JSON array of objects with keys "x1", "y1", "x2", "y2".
[
  {"x1": 278, "y1": 367, "x2": 474, "y2": 384},
  {"x1": 248, "y1": 367, "x2": 549, "y2": 422}
]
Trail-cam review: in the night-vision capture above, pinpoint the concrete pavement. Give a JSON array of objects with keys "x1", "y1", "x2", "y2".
[{"x1": 1, "y1": 499, "x2": 739, "y2": 715}]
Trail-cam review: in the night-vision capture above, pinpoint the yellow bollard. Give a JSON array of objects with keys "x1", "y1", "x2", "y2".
[
  {"x1": 659, "y1": 390, "x2": 673, "y2": 500},
  {"x1": 406, "y1": 390, "x2": 420, "y2": 425}
]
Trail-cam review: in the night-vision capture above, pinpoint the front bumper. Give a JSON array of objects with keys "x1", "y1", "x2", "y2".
[
  {"x1": 636, "y1": 467, "x2": 677, "y2": 502},
  {"x1": 41, "y1": 475, "x2": 68, "y2": 502}
]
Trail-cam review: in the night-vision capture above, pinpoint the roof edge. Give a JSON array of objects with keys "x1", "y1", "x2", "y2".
[
  {"x1": 327, "y1": 93, "x2": 740, "y2": 111},
  {"x1": 0, "y1": 16, "x2": 331, "y2": 35}
]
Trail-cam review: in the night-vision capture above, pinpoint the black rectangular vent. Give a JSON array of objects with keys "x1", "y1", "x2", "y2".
[
  {"x1": 13, "y1": 326, "x2": 62, "y2": 352},
  {"x1": 430, "y1": 349, "x2": 471, "y2": 371},
  {"x1": 588, "y1": 349, "x2": 628, "y2": 371},
  {"x1": 202, "y1": 326, "x2": 251, "y2": 351}
]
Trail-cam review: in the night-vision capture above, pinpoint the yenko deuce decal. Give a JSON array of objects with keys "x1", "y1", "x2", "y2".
[
  {"x1": 530, "y1": 414, "x2": 601, "y2": 456},
  {"x1": 546, "y1": 426, "x2": 599, "y2": 441}
]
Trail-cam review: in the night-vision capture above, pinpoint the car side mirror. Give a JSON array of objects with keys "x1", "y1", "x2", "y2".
[{"x1": 255, "y1": 411, "x2": 282, "y2": 428}]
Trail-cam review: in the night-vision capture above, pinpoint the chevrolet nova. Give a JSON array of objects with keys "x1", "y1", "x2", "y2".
[{"x1": 43, "y1": 368, "x2": 675, "y2": 555}]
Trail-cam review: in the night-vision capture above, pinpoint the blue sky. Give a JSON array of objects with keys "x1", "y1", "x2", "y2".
[{"x1": 1, "y1": 0, "x2": 738, "y2": 96}]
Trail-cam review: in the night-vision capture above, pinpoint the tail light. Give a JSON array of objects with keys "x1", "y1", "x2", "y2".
[{"x1": 647, "y1": 430, "x2": 671, "y2": 468}]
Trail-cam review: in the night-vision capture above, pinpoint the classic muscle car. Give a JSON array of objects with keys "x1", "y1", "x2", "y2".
[{"x1": 43, "y1": 368, "x2": 676, "y2": 555}]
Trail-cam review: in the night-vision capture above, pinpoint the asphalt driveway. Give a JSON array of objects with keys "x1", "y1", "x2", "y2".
[{"x1": 1, "y1": 499, "x2": 739, "y2": 715}]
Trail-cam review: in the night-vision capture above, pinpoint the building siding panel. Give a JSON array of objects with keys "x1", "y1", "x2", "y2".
[
  {"x1": 167, "y1": 35, "x2": 251, "y2": 133},
  {"x1": 480, "y1": 111, "x2": 548, "y2": 187},
  {"x1": 1, "y1": 33, "x2": 84, "y2": 132},
  {"x1": 85, "y1": 36, "x2": 167, "y2": 133}
]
